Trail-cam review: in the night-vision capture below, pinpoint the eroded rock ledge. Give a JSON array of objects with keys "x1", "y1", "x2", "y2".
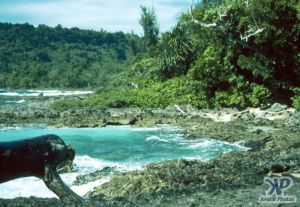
[{"x1": 0, "y1": 100, "x2": 299, "y2": 206}]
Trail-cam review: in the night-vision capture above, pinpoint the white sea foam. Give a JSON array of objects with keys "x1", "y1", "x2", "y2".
[
  {"x1": 0, "y1": 90, "x2": 94, "y2": 97},
  {"x1": 130, "y1": 127, "x2": 160, "y2": 132},
  {"x1": 16, "y1": 100, "x2": 26, "y2": 103},
  {"x1": 0, "y1": 124, "x2": 53, "y2": 131},
  {"x1": 186, "y1": 139, "x2": 212, "y2": 149},
  {"x1": 0, "y1": 177, "x2": 58, "y2": 199},
  {"x1": 30, "y1": 90, "x2": 94, "y2": 97},
  {"x1": 146, "y1": 135, "x2": 170, "y2": 143},
  {"x1": 223, "y1": 141, "x2": 251, "y2": 150},
  {"x1": 0, "y1": 155, "x2": 125, "y2": 199},
  {"x1": 131, "y1": 124, "x2": 181, "y2": 132},
  {"x1": 0, "y1": 173, "x2": 110, "y2": 199},
  {"x1": 73, "y1": 155, "x2": 116, "y2": 174},
  {"x1": 0, "y1": 126, "x2": 22, "y2": 131},
  {"x1": 0, "y1": 92, "x2": 20, "y2": 96}
]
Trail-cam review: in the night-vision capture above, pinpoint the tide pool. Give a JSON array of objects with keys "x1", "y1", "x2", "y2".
[{"x1": 0, "y1": 125, "x2": 248, "y2": 198}]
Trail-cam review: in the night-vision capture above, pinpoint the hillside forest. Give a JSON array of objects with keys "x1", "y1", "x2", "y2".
[{"x1": 0, "y1": 0, "x2": 299, "y2": 109}]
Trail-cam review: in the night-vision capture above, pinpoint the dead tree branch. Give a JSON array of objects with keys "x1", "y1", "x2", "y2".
[
  {"x1": 175, "y1": 105, "x2": 186, "y2": 114},
  {"x1": 240, "y1": 26, "x2": 265, "y2": 42},
  {"x1": 190, "y1": 0, "x2": 264, "y2": 42},
  {"x1": 190, "y1": 1, "x2": 218, "y2": 28}
]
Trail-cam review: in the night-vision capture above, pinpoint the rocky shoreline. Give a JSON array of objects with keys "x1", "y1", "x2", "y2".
[
  {"x1": 0, "y1": 96, "x2": 299, "y2": 129},
  {"x1": 0, "y1": 97, "x2": 299, "y2": 206}
]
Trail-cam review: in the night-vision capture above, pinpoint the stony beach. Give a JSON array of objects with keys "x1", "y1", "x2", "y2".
[{"x1": 0, "y1": 96, "x2": 299, "y2": 207}]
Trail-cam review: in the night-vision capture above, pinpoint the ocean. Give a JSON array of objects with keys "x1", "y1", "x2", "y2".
[{"x1": 0, "y1": 125, "x2": 248, "y2": 198}]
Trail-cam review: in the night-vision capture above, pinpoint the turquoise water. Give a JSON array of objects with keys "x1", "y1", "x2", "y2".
[
  {"x1": 0, "y1": 125, "x2": 248, "y2": 198},
  {"x1": 0, "y1": 125, "x2": 246, "y2": 165},
  {"x1": 0, "y1": 100, "x2": 26, "y2": 105}
]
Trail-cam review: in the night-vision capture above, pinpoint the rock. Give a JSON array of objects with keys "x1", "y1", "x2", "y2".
[
  {"x1": 269, "y1": 103, "x2": 288, "y2": 112},
  {"x1": 0, "y1": 197, "x2": 62, "y2": 207},
  {"x1": 74, "y1": 167, "x2": 117, "y2": 186},
  {"x1": 260, "y1": 103, "x2": 271, "y2": 110},
  {"x1": 185, "y1": 105, "x2": 197, "y2": 114},
  {"x1": 251, "y1": 129, "x2": 263, "y2": 134},
  {"x1": 244, "y1": 136, "x2": 272, "y2": 151},
  {"x1": 270, "y1": 164, "x2": 291, "y2": 173},
  {"x1": 1, "y1": 96, "x2": 300, "y2": 206},
  {"x1": 288, "y1": 110, "x2": 300, "y2": 126}
]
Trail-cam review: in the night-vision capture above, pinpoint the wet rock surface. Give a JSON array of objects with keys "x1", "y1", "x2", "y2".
[
  {"x1": 73, "y1": 167, "x2": 117, "y2": 186},
  {"x1": 0, "y1": 98, "x2": 299, "y2": 206}
]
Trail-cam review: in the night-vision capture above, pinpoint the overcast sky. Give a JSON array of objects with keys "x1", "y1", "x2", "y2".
[{"x1": 0, "y1": 0, "x2": 191, "y2": 34}]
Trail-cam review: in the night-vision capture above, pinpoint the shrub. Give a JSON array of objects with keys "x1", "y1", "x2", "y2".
[
  {"x1": 52, "y1": 99, "x2": 83, "y2": 112},
  {"x1": 248, "y1": 84, "x2": 271, "y2": 107},
  {"x1": 291, "y1": 88, "x2": 300, "y2": 109}
]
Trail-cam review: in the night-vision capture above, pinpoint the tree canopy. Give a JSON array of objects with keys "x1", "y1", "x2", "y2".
[
  {"x1": 0, "y1": 23, "x2": 145, "y2": 88},
  {"x1": 128, "y1": 0, "x2": 300, "y2": 108},
  {"x1": 1, "y1": 0, "x2": 300, "y2": 109},
  {"x1": 54, "y1": 0, "x2": 300, "y2": 110},
  {"x1": 139, "y1": 6, "x2": 160, "y2": 48}
]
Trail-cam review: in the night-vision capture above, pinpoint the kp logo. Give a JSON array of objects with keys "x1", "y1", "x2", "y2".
[{"x1": 259, "y1": 176, "x2": 297, "y2": 203}]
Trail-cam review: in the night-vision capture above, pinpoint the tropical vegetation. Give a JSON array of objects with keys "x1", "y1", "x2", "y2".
[
  {"x1": 0, "y1": 23, "x2": 144, "y2": 88},
  {"x1": 1, "y1": 0, "x2": 300, "y2": 109}
]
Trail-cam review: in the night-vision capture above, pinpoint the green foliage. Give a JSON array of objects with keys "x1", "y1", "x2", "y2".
[
  {"x1": 155, "y1": 24, "x2": 198, "y2": 79},
  {"x1": 189, "y1": 46, "x2": 225, "y2": 81},
  {"x1": 52, "y1": 89, "x2": 134, "y2": 111},
  {"x1": 131, "y1": 57, "x2": 161, "y2": 79},
  {"x1": 291, "y1": 88, "x2": 300, "y2": 109},
  {"x1": 139, "y1": 6, "x2": 159, "y2": 48},
  {"x1": 149, "y1": 77, "x2": 208, "y2": 108},
  {"x1": 200, "y1": 0, "x2": 222, "y2": 8},
  {"x1": 5, "y1": 0, "x2": 300, "y2": 109},
  {"x1": 249, "y1": 84, "x2": 271, "y2": 107},
  {"x1": 0, "y1": 23, "x2": 145, "y2": 88},
  {"x1": 212, "y1": 83, "x2": 271, "y2": 108},
  {"x1": 213, "y1": 90, "x2": 247, "y2": 108},
  {"x1": 52, "y1": 77, "x2": 208, "y2": 111},
  {"x1": 237, "y1": 54, "x2": 272, "y2": 81},
  {"x1": 125, "y1": 0, "x2": 300, "y2": 109},
  {"x1": 52, "y1": 99, "x2": 83, "y2": 112}
]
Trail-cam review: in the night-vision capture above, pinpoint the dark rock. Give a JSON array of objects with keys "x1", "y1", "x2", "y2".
[
  {"x1": 0, "y1": 197, "x2": 62, "y2": 207},
  {"x1": 244, "y1": 136, "x2": 272, "y2": 150},
  {"x1": 271, "y1": 164, "x2": 291, "y2": 173}
]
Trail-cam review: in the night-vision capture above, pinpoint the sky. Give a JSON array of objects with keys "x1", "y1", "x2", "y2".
[{"x1": 0, "y1": 0, "x2": 191, "y2": 34}]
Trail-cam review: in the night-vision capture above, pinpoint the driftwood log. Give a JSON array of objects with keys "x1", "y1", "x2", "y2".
[{"x1": 0, "y1": 134, "x2": 83, "y2": 204}]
